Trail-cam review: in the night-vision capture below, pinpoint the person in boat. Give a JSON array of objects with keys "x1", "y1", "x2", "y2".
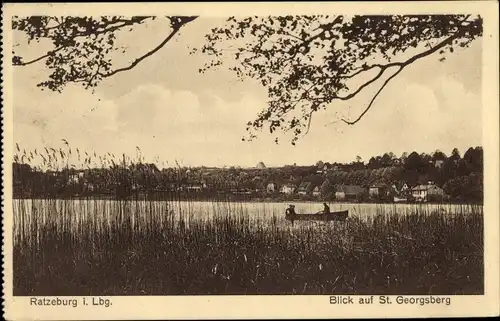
[
  {"x1": 285, "y1": 204, "x2": 296, "y2": 216},
  {"x1": 322, "y1": 202, "x2": 330, "y2": 214}
]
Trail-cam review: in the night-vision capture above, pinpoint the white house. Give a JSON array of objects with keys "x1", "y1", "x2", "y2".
[
  {"x1": 280, "y1": 184, "x2": 296, "y2": 195},
  {"x1": 266, "y1": 182, "x2": 277, "y2": 193},
  {"x1": 68, "y1": 170, "x2": 85, "y2": 184},
  {"x1": 411, "y1": 183, "x2": 445, "y2": 202},
  {"x1": 392, "y1": 182, "x2": 410, "y2": 196},
  {"x1": 297, "y1": 182, "x2": 313, "y2": 196},
  {"x1": 434, "y1": 159, "x2": 445, "y2": 169}
]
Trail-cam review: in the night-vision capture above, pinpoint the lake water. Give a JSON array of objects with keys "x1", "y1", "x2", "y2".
[
  {"x1": 13, "y1": 199, "x2": 481, "y2": 230},
  {"x1": 13, "y1": 199, "x2": 483, "y2": 247}
]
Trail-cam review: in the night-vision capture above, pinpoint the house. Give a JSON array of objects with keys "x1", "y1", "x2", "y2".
[
  {"x1": 68, "y1": 170, "x2": 85, "y2": 184},
  {"x1": 411, "y1": 182, "x2": 446, "y2": 202},
  {"x1": 368, "y1": 184, "x2": 388, "y2": 198},
  {"x1": 280, "y1": 183, "x2": 296, "y2": 195},
  {"x1": 434, "y1": 159, "x2": 445, "y2": 169},
  {"x1": 315, "y1": 162, "x2": 331, "y2": 174},
  {"x1": 266, "y1": 182, "x2": 278, "y2": 193},
  {"x1": 391, "y1": 182, "x2": 410, "y2": 196},
  {"x1": 335, "y1": 185, "x2": 365, "y2": 201},
  {"x1": 312, "y1": 186, "x2": 321, "y2": 197},
  {"x1": 85, "y1": 183, "x2": 96, "y2": 192},
  {"x1": 297, "y1": 181, "x2": 314, "y2": 196}
]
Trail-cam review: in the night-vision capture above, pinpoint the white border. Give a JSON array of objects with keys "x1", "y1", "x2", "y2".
[{"x1": 2, "y1": 2, "x2": 499, "y2": 319}]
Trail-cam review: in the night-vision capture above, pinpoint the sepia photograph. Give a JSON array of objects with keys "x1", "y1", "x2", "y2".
[{"x1": 2, "y1": 2, "x2": 499, "y2": 320}]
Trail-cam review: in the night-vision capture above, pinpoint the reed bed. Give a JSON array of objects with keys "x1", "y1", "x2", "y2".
[{"x1": 13, "y1": 199, "x2": 483, "y2": 296}]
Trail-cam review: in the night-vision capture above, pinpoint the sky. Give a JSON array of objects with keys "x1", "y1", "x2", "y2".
[{"x1": 13, "y1": 17, "x2": 483, "y2": 168}]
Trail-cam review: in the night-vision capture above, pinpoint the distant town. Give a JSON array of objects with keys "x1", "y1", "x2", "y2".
[{"x1": 13, "y1": 146, "x2": 483, "y2": 204}]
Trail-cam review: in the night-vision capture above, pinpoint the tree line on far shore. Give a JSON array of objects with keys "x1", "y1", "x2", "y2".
[{"x1": 12, "y1": 145, "x2": 483, "y2": 203}]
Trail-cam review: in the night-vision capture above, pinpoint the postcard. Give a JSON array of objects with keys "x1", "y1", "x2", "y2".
[{"x1": 2, "y1": 1, "x2": 499, "y2": 319}]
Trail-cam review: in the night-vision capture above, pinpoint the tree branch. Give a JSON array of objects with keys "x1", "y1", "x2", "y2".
[
  {"x1": 342, "y1": 62, "x2": 400, "y2": 79},
  {"x1": 13, "y1": 16, "x2": 197, "y2": 82},
  {"x1": 337, "y1": 29, "x2": 467, "y2": 125},
  {"x1": 341, "y1": 66, "x2": 404, "y2": 125},
  {"x1": 13, "y1": 46, "x2": 64, "y2": 66},
  {"x1": 282, "y1": 16, "x2": 343, "y2": 62},
  {"x1": 335, "y1": 67, "x2": 389, "y2": 100},
  {"x1": 276, "y1": 83, "x2": 318, "y2": 119},
  {"x1": 12, "y1": 19, "x2": 152, "y2": 67},
  {"x1": 276, "y1": 28, "x2": 465, "y2": 133},
  {"x1": 88, "y1": 17, "x2": 152, "y2": 37},
  {"x1": 103, "y1": 27, "x2": 180, "y2": 77},
  {"x1": 303, "y1": 110, "x2": 314, "y2": 136},
  {"x1": 104, "y1": 17, "x2": 197, "y2": 78},
  {"x1": 85, "y1": 64, "x2": 102, "y2": 90}
]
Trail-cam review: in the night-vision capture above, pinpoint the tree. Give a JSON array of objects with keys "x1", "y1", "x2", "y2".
[
  {"x1": 432, "y1": 149, "x2": 447, "y2": 161},
  {"x1": 420, "y1": 152, "x2": 432, "y2": 170},
  {"x1": 13, "y1": 14, "x2": 482, "y2": 144},
  {"x1": 13, "y1": 162, "x2": 34, "y2": 197},
  {"x1": 404, "y1": 151, "x2": 424, "y2": 184},
  {"x1": 457, "y1": 159, "x2": 470, "y2": 177},
  {"x1": 463, "y1": 146, "x2": 483, "y2": 172},
  {"x1": 443, "y1": 172, "x2": 483, "y2": 203},
  {"x1": 367, "y1": 156, "x2": 381, "y2": 169},
  {"x1": 320, "y1": 179, "x2": 332, "y2": 198},
  {"x1": 400, "y1": 152, "x2": 408, "y2": 164},
  {"x1": 441, "y1": 155, "x2": 459, "y2": 183},
  {"x1": 450, "y1": 148, "x2": 461, "y2": 161},
  {"x1": 380, "y1": 153, "x2": 393, "y2": 167},
  {"x1": 198, "y1": 15, "x2": 482, "y2": 144},
  {"x1": 474, "y1": 146, "x2": 484, "y2": 171},
  {"x1": 12, "y1": 16, "x2": 197, "y2": 91},
  {"x1": 463, "y1": 147, "x2": 475, "y2": 163}
]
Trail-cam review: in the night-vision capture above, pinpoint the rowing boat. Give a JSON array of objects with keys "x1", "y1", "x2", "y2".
[{"x1": 285, "y1": 210, "x2": 349, "y2": 222}]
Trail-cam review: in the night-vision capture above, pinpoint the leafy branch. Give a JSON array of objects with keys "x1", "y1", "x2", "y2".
[
  {"x1": 196, "y1": 14, "x2": 482, "y2": 144},
  {"x1": 340, "y1": 25, "x2": 469, "y2": 125},
  {"x1": 12, "y1": 15, "x2": 197, "y2": 91},
  {"x1": 12, "y1": 14, "x2": 483, "y2": 145}
]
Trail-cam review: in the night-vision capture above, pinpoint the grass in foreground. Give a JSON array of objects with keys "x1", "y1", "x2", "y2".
[{"x1": 13, "y1": 201, "x2": 483, "y2": 295}]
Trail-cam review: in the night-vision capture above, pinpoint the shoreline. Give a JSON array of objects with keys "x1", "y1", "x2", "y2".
[{"x1": 12, "y1": 196, "x2": 484, "y2": 206}]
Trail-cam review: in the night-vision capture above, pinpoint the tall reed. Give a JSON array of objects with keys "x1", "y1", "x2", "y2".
[{"x1": 13, "y1": 199, "x2": 483, "y2": 295}]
